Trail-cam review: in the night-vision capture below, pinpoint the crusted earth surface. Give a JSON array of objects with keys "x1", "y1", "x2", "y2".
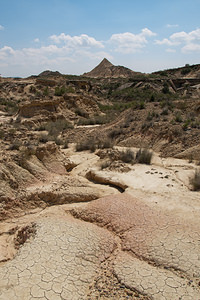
[{"x1": 0, "y1": 144, "x2": 200, "y2": 299}]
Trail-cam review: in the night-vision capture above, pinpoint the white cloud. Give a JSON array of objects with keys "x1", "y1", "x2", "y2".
[
  {"x1": 0, "y1": 38, "x2": 111, "y2": 77},
  {"x1": 182, "y1": 43, "x2": 200, "y2": 53},
  {"x1": 0, "y1": 46, "x2": 15, "y2": 59},
  {"x1": 110, "y1": 28, "x2": 156, "y2": 53},
  {"x1": 156, "y1": 38, "x2": 176, "y2": 46},
  {"x1": 140, "y1": 28, "x2": 156, "y2": 37},
  {"x1": 0, "y1": 25, "x2": 4, "y2": 31},
  {"x1": 166, "y1": 24, "x2": 179, "y2": 28},
  {"x1": 166, "y1": 48, "x2": 176, "y2": 53},
  {"x1": 155, "y1": 28, "x2": 200, "y2": 52},
  {"x1": 34, "y1": 38, "x2": 40, "y2": 43},
  {"x1": 50, "y1": 33, "x2": 104, "y2": 48}
]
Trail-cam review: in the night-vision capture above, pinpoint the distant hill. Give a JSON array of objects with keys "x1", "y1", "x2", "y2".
[
  {"x1": 153, "y1": 64, "x2": 200, "y2": 79},
  {"x1": 38, "y1": 70, "x2": 62, "y2": 77},
  {"x1": 83, "y1": 58, "x2": 142, "y2": 78}
]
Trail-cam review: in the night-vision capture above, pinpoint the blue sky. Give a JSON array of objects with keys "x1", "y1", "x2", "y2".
[{"x1": 0, "y1": 0, "x2": 199, "y2": 77}]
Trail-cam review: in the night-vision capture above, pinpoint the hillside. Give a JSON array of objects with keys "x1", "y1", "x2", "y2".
[
  {"x1": 0, "y1": 61, "x2": 200, "y2": 159},
  {"x1": 154, "y1": 63, "x2": 200, "y2": 79},
  {"x1": 83, "y1": 58, "x2": 142, "y2": 78}
]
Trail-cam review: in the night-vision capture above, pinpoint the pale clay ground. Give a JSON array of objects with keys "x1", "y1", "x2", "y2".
[{"x1": 0, "y1": 145, "x2": 199, "y2": 299}]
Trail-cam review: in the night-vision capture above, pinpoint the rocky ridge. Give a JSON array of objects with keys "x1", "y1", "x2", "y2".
[{"x1": 83, "y1": 58, "x2": 142, "y2": 78}]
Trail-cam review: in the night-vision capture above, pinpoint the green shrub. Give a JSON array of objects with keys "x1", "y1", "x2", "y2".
[
  {"x1": 162, "y1": 82, "x2": 169, "y2": 94},
  {"x1": 9, "y1": 140, "x2": 21, "y2": 150},
  {"x1": 182, "y1": 119, "x2": 190, "y2": 131},
  {"x1": 54, "y1": 137, "x2": 63, "y2": 145},
  {"x1": 97, "y1": 138, "x2": 114, "y2": 149},
  {"x1": 75, "y1": 108, "x2": 89, "y2": 118},
  {"x1": 109, "y1": 128, "x2": 122, "y2": 139},
  {"x1": 161, "y1": 108, "x2": 169, "y2": 115},
  {"x1": 78, "y1": 115, "x2": 111, "y2": 126},
  {"x1": 150, "y1": 95, "x2": 155, "y2": 102},
  {"x1": 139, "y1": 101, "x2": 145, "y2": 109},
  {"x1": 146, "y1": 113, "x2": 153, "y2": 121},
  {"x1": 36, "y1": 124, "x2": 46, "y2": 131},
  {"x1": 120, "y1": 149, "x2": 135, "y2": 164},
  {"x1": 63, "y1": 140, "x2": 69, "y2": 149},
  {"x1": 141, "y1": 121, "x2": 153, "y2": 131},
  {"x1": 98, "y1": 103, "x2": 113, "y2": 112},
  {"x1": 135, "y1": 148, "x2": 152, "y2": 164},
  {"x1": 77, "y1": 118, "x2": 95, "y2": 126},
  {"x1": 0, "y1": 129, "x2": 4, "y2": 139},
  {"x1": 29, "y1": 86, "x2": 36, "y2": 93},
  {"x1": 175, "y1": 112, "x2": 183, "y2": 123},
  {"x1": 190, "y1": 169, "x2": 200, "y2": 191},
  {"x1": 36, "y1": 91, "x2": 42, "y2": 97},
  {"x1": 0, "y1": 98, "x2": 18, "y2": 115},
  {"x1": 100, "y1": 160, "x2": 111, "y2": 170},
  {"x1": 43, "y1": 87, "x2": 49, "y2": 96},
  {"x1": 45, "y1": 119, "x2": 73, "y2": 136},
  {"x1": 76, "y1": 137, "x2": 113, "y2": 152},
  {"x1": 76, "y1": 139, "x2": 96, "y2": 152},
  {"x1": 181, "y1": 66, "x2": 191, "y2": 75},
  {"x1": 39, "y1": 134, "x2": 49, "y2": 143},
  {"x1": 66, "y1": 86, "x2": 75, "y2": 93},
  {"x1": 55, "y1": 86, "x2": 66, "y2": 96}
]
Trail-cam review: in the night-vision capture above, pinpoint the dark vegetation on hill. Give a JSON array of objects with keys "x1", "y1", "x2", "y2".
[{"x1": 0, "y1": 59, "x2": 200, "y2": 161}]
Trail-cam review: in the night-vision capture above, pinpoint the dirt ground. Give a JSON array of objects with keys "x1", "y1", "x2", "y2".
[{"x1": 0, "y1": 145, "x2": 199, "y2": 300}]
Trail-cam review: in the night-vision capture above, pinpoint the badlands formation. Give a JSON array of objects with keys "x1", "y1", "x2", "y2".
[{"x1": 0, "y1": 60, "x2": 200, "y2": 299}]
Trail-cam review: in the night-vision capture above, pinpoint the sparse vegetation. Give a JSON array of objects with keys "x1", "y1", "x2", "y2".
[
  {"x1": 146, "y1": 111, "x2": 159, "y2": 121},
  {"x1": 44, "y1": 119, "x2": 73, "y2": 136},
  {"x1": 119, "y1": 149, "x2": 135, "y2": 164},
  {"x1": 43, "y1": 87, "x2": 49, "y2": 96},
  {"x1": 162, "y1": 82, "x2": 170, "y2": 94},
  {"x1": 37, "y1": 119, "x2": 73, "y2": 145},
  {"x1": 190, "y1": 169, "x2": 200, "y2": 191},
  {"x1": 150, "y1": 94, "x2": 155, "y2": 102},
  {"x1": 135, "y1": 148, "x2": 153, "y2": 165},
  {"x1": 182, "y1": 119, "x2": 191, "y2": 131},
  {"x1": 77, "y1": 115, "x2": 110, "y2": 126},
  {"x1": 54, "y1": 137, "x2": 63, "y2": 146},
  {"x1": 0, "y1": 128, "x2": 4, "y2": 139},
  {"x1": 9, "y1": 140, "x2": 22, "y2": 150},
  {"x1": 54, "y1": 86, "x2": 66, "y2": 96},
  {"x1": 0, "y1": 98, "x2": 18, "y2": 115},
  {"x1": 39, "y1": 133, "x2": 64, "y2": 145},
  {"x1": 63, "y1": 140, "x2": 69, "y2": 149},
  {"x1": 65, "y1": 86, "x2": 75, "y2": 93},
  {"x1": 76, "y1": 138, "x2": 96, "y2": 152},
  {"x1": 75, "y1": 108, "x2": 89, "y2": 118},
  {"x1": 109, "y1": 128, "x2": 123, "y2": 140},
  {"x1": 141, "y1": 121, "x2": 153, "y2": 131},
  {"x1": 97, "y1": 138, "x2": 114, "y2": 149},
  {"x1": 174, "y1": 112, "x2": 183, "y2": 123},
  {"x1": 100, "y1": 160, "x2": 111, "y2": 170},
  {"x1": 181, "y1": 64, "x2": 191, "y2": 75},
  {"x1": 76, "y1": 137, "x2": 113, "y2": 152},
  {"x1": 39, "y1": 134, "x2": 49, "y2": 143},
  {"x1": 161, "y1": 108, "x2": 169, "y2": 115}
]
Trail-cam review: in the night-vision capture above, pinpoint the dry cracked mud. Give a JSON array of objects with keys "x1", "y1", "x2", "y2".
[{"x1": 0, "y1": 147, "x2": 200, "y2": 300}]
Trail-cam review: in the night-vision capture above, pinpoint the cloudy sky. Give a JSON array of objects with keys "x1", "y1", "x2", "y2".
[{"x1": 0, "y1": 0, "x2": 199, "y2": 77}]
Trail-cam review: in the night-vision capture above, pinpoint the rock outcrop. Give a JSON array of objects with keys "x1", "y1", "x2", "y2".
[{"x1": 83, "y1": 58, "x2": 141, "y2": 78}]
